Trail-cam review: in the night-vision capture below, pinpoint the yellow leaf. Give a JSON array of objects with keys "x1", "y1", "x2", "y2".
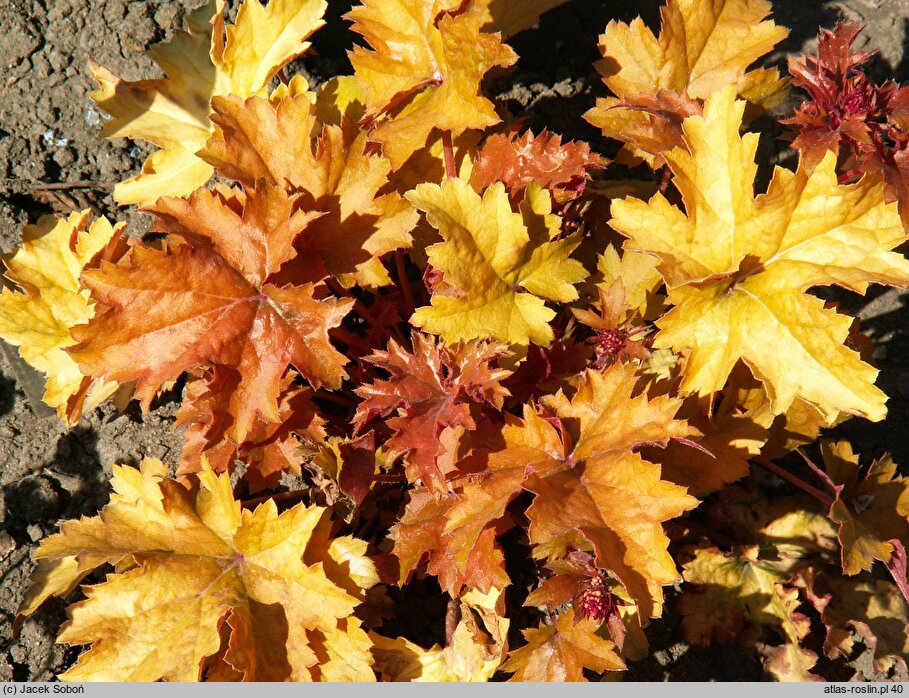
[
  {"x1": 600, "y1": 0, "x2": 786, "y2": 100},
  {"x1": 407, "y1": 179, "x2": 587, "y2": 346},
  {"x1": 584, "y1": 0, "x2": 787, "y2": 164},
  {"x1": 347, "y1": 0, "x2": 516, "y2": 168},
  {"x1": 595, "y1": 244, "x2": 664, "y2": 323},
  {"x1": 611, "y1": 86, "x2": 909, "y2": 422},
  {"x1": 17, "y1": 557, "x2": 92, "y2": 618},
  {"x1": 821, "y1": 441, "x2": 909, "y2": 576},
  {"x1": 315, "y1": 76, "x2": 367, "y2": 128},
  {"x1": 22, "y1": 458, "x2": 375, "y2": 682},
  {"x1": 92, "y1": 0, "x2": 325, "y2": 205},
  {"x1": 311, "y1": 618, "x2": 376, "y2": 681},
  {"x1": 501, "y1": 608, "x2": 625, "y2": 681},
  {"x1": 474, "y1": 0, "x2": 570, "y2": 39},
  {"x1": 734, "y1": 376, "x2": 833, "y2": 460},
  {"x1": 0, "y1": 211, "x2": 121, "y2": 423},
  {"x1": 371, "y1": 587, "x2": 508, "y2": 681}
]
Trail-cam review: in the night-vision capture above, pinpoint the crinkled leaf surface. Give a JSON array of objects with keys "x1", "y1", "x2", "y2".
[
  {"x1": 594, "y1": 245, "x2": 664, "y2": 324},
  {"x1": 786, "y1": 22, "x2": 909, "y2": 225},
  {"x1": 347, "y1": 0, "x2": 516, "y2": 168},
  {"x1": 408, "y1": 179, "x2": 587, "y2": 346},
  {"x1": 92, "y1": 0, "x2": 326, "y2": 205},
  {"x1": 390, "y1": 487, "x2": 510, "y2": 595},
  {"x1": 0, "y1": 211, "x2": 122, "y2": 423},
  {"x1": 177, "y1": 370, "x2": 326, "y2": 492},
  {"x1": 594, "y1": 0, "x2": 786, "y2": 100},
  {"x1": 573, "y1": 247, "x2": 660, "y2": 367},
  {"x1": 201, "y1": 92, "x2": 417, "y2": 288},
  {"x1": 70, "y1": 184, "x2": 352, "y2": 442},
  {"x1": 441, "y1": 364, "x2": 697, "y2": 618},
  {"x1": 611, "y1": 87, "x2": 909, "y2": 422},
  {"x1": 355, "y1": 333, "x2": 509, "y2": 489},
  {"x1": 23, "y1": 458, "x2": 376, "y2": 681},
  {"x1": 471, "y1": 130, "x2": 605, "y2": 203}
]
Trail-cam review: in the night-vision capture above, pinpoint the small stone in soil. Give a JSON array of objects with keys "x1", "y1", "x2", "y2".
[
  {"x1": 0, "y1": 531, "x2": 14, "y2": 556},
  {"x1": 85, "y1": 105, "x2": 102, "y2": 127},
  {"x1": 26, "y1": 524, "x2": 44, "y2": 542}
]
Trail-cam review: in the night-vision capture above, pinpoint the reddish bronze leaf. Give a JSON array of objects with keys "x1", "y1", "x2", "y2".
[
  {"x1": 71, "y1": 184, "x2": 352, "y2": 442},
  {"x1": 355, "y1": 333, "x2": 509, "y2": 490},
  {"x1": 177, "y1": 370, "x2": 327, "y2": 492},
  {"x1": 389, "y1": 488, "x2": 509, "y2": 595},
  {"x1": 471, "y1": 129, "x2": 605, "y2": 203},
  {"x1": 444, "y1": 365, "x2": 698, "y2": 619}
]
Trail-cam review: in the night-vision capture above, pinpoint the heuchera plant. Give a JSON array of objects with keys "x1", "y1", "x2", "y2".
[{"x1": 2, "y1": 0, "x2": 908, "y2": 682}]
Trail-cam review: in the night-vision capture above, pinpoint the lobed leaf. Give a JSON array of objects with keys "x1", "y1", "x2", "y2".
[
  {"x1": 408, "y1": 179, "x2": 587, "y2": 346},
  {"x1": 20, "y1": 458, "x2": 377, "y2": 681},
  {"x1": 820, "y1": 441, "x2": 909, "y2": 576},
  {"x1": 0, "y1": 211, "x2": 124, "y2": 423},
  {"x1": 585, "y1": 0, "x2": 788, "y2": 164},
  {"x1": 611, "y1": 86, "x2": 909, "y2": 422},
  {"x1": 347, "y1": 0, "x2": 516, "y2": 168},
  {"x1": 680, "y1": 545, "x2": 821, "y2": 681},
  {"x1": 440, "y1": 364, "x2": 698, "y2": 618},
  {"x1": 501, "y1": 608, "x2": 625, "y2": 681},
  {"x1": 355, "y1": 333, "x2": 510, "y2": 490},
  {"x1": 201, "y1": 91, "x2": 417, "y2": 288},
  {"x1": 176, "y1": 370, "x2": 327, "y2": 491},
  {"x1": 91, "y1": 0, "x2": 326, "y2": 205},
  {"x1": 471, "y1": 129, "x2": 605, "y2": 203},
  {"x1": 70, "y1": 184, "x2": 352, "y2": 443}
]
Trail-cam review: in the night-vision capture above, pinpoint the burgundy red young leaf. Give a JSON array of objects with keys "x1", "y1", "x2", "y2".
[{"x1": 787, "y1": 21, "x2": 909, "y2": 220}]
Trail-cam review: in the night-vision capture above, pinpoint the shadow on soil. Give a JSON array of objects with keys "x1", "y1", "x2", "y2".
[{"x1": 2, "y1": 424, "x2": 108, "y2": 533}]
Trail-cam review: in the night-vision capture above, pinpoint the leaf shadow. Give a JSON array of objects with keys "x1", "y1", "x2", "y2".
[
  {"x1": 0, "y1": 370, "x2": 16, "y2": 422},
  {"x1": 374, "y1": 574, "x2": 448, "y2": 650},
  {"x1": 2, "y1": 424, "x2": 107, "y2": 530},
  {"x1": 825, "y1": 287, "x2": 909, "y2": 469},
  {"x1": 897, "y1": 17, "x2": 909, "y2": 83},
  {"x1": 492, "y1": 0, "x2": 844, "y2": 154},
  {"x1": 625, "y1": 586, "x2": 772, "y2": 681}
]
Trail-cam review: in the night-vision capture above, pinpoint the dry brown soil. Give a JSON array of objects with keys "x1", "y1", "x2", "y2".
[{"x1": 1, "y1": 0, "x2": 909, "y2": 682}]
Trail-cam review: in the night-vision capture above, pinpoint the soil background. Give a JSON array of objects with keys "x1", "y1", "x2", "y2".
[{"x1": 1, "y1": 0, "x2": 909, "y2": 683}]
